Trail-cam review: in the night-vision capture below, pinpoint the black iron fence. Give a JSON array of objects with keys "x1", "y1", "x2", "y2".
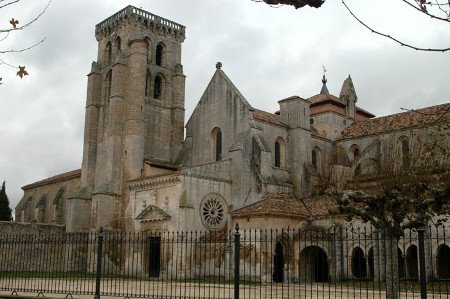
[{"x1": 0, "y1": 224, "x2": 449, "y2": 298}]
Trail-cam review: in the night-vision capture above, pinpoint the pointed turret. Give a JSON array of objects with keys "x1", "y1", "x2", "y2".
[
  {"x1": 339, "y1": 75, "x2": 357, "y2": 119},
  {"x1": 320, "y1": 74, "x2": 329, "y2": 94}
]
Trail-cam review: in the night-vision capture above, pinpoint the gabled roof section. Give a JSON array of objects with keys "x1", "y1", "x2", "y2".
[
  {"x1": 340, "y1": 103, "x2": 450, "y2": 139},
  {"x1": 195, "y1": 68, "x2": 253, "y2": 110},
  {"x1": 231, "y1": 194, "x2": 309, "y2": 219},
  {"x1": 136, "y1": 205, "x2": 171, "y2": 222},
  {"x1": 308, "y1": 93, "x2": 342, "y2": 105},
  {"x1": 187, "y1": 67, "x2": 253, "y2": 126},
  {"x1": 231, "y1": 193, "x2": 339, "y2": 220},
  {"x1": 22, "y1": 169, "x2": 81, "y2": 190}
]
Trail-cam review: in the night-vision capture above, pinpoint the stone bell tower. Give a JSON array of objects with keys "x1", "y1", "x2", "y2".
[{"x1": 67, "y1": 6, "x2": 186, "y2": 232}]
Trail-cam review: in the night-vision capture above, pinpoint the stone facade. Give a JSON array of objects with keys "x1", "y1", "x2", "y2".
[{"x1": 14, "y1": 3, "x2": 449, "y2": 251}]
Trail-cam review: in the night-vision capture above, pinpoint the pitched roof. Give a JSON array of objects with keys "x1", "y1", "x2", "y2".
[
  {"x1": 231, "y1": 194, "x2": 339, "y2": 220},
  {"x1": 252, "y1": 109, "x2": 288, "y2": 128},
  {"x1": 22, "y1": 169, "x2": 81, "y2": 190},
  {"x1": 308, "y1": 93, "x2": 341, "y2": 105},
  {"x1": 231, "y1": 194, "x2": 309, "y2": 219},
  {"x1": 302, "y1": 196, "x2": 340, "y2": 218},
  {"x1": 340, "y1": 103, "x2": 450, "y2": 139}
]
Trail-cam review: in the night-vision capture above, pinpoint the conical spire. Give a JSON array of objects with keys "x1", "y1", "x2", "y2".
[
  {"x1": 320, "y1": 66, "x2": 329, "y2": 94},
  {"x1": 320, "y1": 74, "x2": 329, "y2": 94}
]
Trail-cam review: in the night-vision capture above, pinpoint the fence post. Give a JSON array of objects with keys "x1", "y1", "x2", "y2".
[
  {"x1": 234, "y1": 223, "x2": 240, "y2": 299},
  {"x1": 417, "y1": 225, "x2": 427, "y2": 299},
  {"x1": 94, "y1": 227, "x2": 104, "y2": 299}
]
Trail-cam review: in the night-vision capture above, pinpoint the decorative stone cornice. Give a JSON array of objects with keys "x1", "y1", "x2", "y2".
[{"x1": 128, "y1": 174, "x2": 181, "y2": 191}]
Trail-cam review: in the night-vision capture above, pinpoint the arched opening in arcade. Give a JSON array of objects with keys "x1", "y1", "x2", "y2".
[{"x1": 299, "y1": 246, "x2": 329, "y2": 282}]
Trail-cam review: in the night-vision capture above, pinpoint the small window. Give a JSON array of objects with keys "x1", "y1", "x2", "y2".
[
  {"x1": 312, "y1": 146, "x2": 322, "y2": 172},
  {"x1": 105, "y1": 71, "x2": 112, "y2": 101},
  {"x1": 156, "y1": 43, "x2": 163, "y2": 66},
  {"x1": 274, "y1": 137, "x2": 286, "y2": 168},
  {"x1": 216, "y1": 131, "x2": 222, "y2": 161},
  {"x1": 211, "y1": 127, "x2": 222, "y2": 162},
  {"x1": 275, "y1": 142, "x2": 281, "y2": 167},
  {"x1": 154, "y1": 76, "x2": 162, "y2": 99},
  {"x1": 106, "y1": 41, "x2": 112, "y2": 64},
  {"x1": 145, "y1": 71, "x2": 151, "y2": 97},
  {"x1": 349, "y1": 144, "x2": 360, "y2": 161},
  {"x1": 312, "y1": 150, "x2": 317, "y2": 169},
  {"x1": 115, "y1": 36, "x2": 122, "y2": 51}
]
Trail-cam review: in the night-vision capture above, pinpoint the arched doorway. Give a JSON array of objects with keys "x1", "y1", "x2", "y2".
[
  {"x1": 352, "y1": 247, "x2": 367, "y2": 278},
  {"x1": 273, "y1": 242, "x2": 284, "y2": 283},
  {"x1": 405, "y1": 245, "x2": 418, "y2": 279},
  {"x1": 437, "y1": 244, "x2": 450, "y2": 279},
  {"x1": 299, "y1": 246, "x2": 329, "y2": 282}
]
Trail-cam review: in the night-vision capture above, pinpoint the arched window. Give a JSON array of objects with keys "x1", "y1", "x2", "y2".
[
  {"x1": 105, "y1": 71, "x2": 112, "y2": 102},
  {"x1": 274, "y1": 137, "x2": 286, "y2": 168},
  {"x1": 156, "y1": 43, "x2": 163, "y2": 66},
  {"x1": 275, "y1": 142, "x2": 281, "y2": 167},
  {"x1": 145, "y1": 71, "x2": 151, "y2": 97},
  {"x1": 399, "y1": 136, "x2": 410, "y2": 169},
  {"x1": 106, "y1": 41, "x2": 112, "y2": 64},
  {"x1": 312, "y1": 146, "x2": 322, "y2": 171},
  {"x1": 211, "y1": 127, "x2": 222, "y2": 162},
  {"x1": 349, "y1": 144, "x2": 360, "y2": 161},
  {"x1": 154, "y1": 75, "x2": 162, "y2": 99},
  {"x1": 36, "y1": 195, "x2": 47, "y2": 223},
  {"x1": 115, "y1": 36, "x2": 121, "y2": 51}
]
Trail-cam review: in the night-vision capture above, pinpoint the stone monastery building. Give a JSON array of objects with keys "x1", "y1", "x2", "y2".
[{"x1": 16, "y1": 6, "x2": 450, "y2": 237}]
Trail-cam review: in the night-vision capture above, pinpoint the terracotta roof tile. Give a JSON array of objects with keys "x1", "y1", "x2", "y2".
[
  {"x1": 252, "y1": 109, "x2": 288, "y2": 128},
  {"x1": 22, "y1": 169, "x2": 81, "y2": 190},
  {"x1": 231, "y1": 194, "x2": 339, "y2": 220},
  {"x1": 231, "y1": 194, "x2": 309, "y2": 219},
  {"x1": 308, "y1": 93, "x2": 341, "y2": 104},
  {"x1": 340, "y1": 103, "x2": 450, "y2": 139},
  {"x1": 303, "y1": 196, "x2": 339, "y2": 218}
]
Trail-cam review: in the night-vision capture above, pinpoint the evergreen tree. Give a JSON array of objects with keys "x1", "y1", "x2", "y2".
[{"x1": 0, "y1": 181, "x2": 13, "y2": 221}]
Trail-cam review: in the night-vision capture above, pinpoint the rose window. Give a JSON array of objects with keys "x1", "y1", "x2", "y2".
[{"x1": 200, "y1": 194, "x2": 227, "y2": 230}]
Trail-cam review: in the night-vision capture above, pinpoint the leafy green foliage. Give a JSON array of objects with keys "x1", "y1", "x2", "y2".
[{"x1": 0, "y1": 181, "x2": 13, "y2": 221}]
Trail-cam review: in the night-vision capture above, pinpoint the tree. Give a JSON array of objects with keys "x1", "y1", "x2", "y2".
[
  {"x1": 252, "y1": 0, "x2": 324, "y2": 8},
  {"x1": 337, "y1": 110, "x2": 450, "y2": 298},
  {"x1": 253, "y1": 0, "x2": 450, "y2": 52},
  {"x1": 0, "y1": 181, "x2": 13, "y2": 221},
  {"x1": 0, "y1": 0, "x2": 51, "y2": 84}
]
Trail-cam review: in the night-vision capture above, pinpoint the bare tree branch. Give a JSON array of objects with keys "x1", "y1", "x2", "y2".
[
  {"x1": 0, "y1": 37, "x2": 45, "y2": 54},
  {"x1": 342, "y1": 0, "x2": 450, "y2": 52},
  {"x1": 402, "y1": 0, "x2": 450, "y2": 22},
  {"x1": 0, "y1": 0, "x2": 19, "y2": 10},
  {"x1": 0, "y1": 0, "x2": 51, "y2": 33},
  {"x1": 0, "y1": 58, "x2": 17, "y2": 69},
  {"x1": 251, "y1": 0, "x2": 324, "y2": 9}
]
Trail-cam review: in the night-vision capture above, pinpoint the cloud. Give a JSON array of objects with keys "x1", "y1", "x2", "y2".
[{"x1": 1, "y1": 0, "x2": 449, "y2": 211}]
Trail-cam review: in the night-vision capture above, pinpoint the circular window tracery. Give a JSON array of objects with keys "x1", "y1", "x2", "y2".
[{"x1": 200, "y1": 194, "x2": 228, "y2": 230}]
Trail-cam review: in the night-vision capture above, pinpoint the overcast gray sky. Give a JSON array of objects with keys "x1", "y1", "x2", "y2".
[{"x1": 1, "y1": 0, "x2": 449, "y2": 211}]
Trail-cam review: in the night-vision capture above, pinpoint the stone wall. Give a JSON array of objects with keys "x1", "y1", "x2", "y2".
[{"x1": 0, "y1": 221, "x2": 67, "y2": 272}]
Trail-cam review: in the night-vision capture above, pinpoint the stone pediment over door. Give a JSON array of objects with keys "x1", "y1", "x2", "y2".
[{"x1": 136, "y1": 205, "x2": 171, "y2": 222}]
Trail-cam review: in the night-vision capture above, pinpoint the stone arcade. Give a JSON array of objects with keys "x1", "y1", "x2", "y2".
[{"x1": 15, "y1": 6, "x2": 450, "y2": 281}]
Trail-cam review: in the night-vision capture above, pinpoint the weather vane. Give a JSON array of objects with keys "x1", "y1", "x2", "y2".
[{"x1": 322, "y1": 65, "x2": 327, "y2": 76}]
